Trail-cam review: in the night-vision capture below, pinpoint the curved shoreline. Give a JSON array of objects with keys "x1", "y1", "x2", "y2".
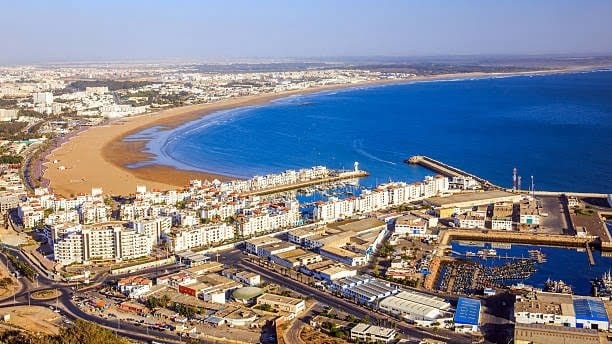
[{"x1": 42, "y1": 67, "x2": 602, "y2": 197}]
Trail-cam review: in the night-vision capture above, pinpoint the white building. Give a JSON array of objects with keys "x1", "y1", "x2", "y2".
[
  {"x1": 378, "y1": 290, "x2": 451, "y2": 321},
  {"x1": 33, "y1": 92, "x2": 53, "y2": 105},
  {"x1": 454, "y1": 212, "x2": 486, "y2": 229},
  {"x1": 169, "y1": 223, "x2": 235, "y2": 252},
  {"x1": 394, "y1": 214, "x2": 428, "y2": 237},
  {"x1": 350, "y1": 323, "x2": 396, "y2": 344},
  {"x1": 314, "y1": 176, "x2": 449, "y2": 222},
  {"x1": 53, "y1": 222, "x2": 161, "y2": 264}
]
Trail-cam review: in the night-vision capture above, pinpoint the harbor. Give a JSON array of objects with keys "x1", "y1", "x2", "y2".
[
  {"x1": 436, "y1": 258, "x2": 537, "y2": 295},
  {"x1": 435, "y1": 241, "x2": 612, "y2": 296}
]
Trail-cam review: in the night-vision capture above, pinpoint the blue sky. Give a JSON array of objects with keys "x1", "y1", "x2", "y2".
[{"x1": 1, "y1": 0, "x2": 611, "y2": 63}]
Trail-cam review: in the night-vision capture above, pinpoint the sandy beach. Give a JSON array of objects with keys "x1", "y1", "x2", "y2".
[{"x1": 42, "y1": 68, "x2": 585, "y2": 197}]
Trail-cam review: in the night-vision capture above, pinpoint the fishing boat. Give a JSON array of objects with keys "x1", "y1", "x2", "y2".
[
  {"x1": 592, "y1": 270, "x2": 612, "y2": 297},
  {"x1": 544, "y1": 278, "x2": 573, "y2": 294},
  {"x1": 477, "y1": 249, "x2": 497, "y2": 256}
]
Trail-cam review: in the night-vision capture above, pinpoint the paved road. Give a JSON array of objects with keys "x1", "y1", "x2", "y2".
[
  {"x1": 238, "y1": 260, "x2": 473, "y2": 344},
  {"x1": 0, "y1": 249, "x2": 186, "y2": 343}
]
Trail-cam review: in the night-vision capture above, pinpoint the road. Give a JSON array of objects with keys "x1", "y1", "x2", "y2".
[
  {"x1": 238, "y1": 260, "x2": 473, "y2": 344},
  {"x1": 0, "y1": 249, "x2": 186, "y2": 343}
]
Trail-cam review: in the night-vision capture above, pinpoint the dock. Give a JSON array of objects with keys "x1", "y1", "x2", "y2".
[
  {"x1": 242, "y1": 170, "x2": 369, "y2": 196},
  {"x1": 586, "y1": 243, "x2": 596, "y2": 266},
  {"x1": 406, "y1": 155, "x2": 500, "y2": 189},
  {"x1": 440, "y1": 229, "x2": 595, "y2": 248}
]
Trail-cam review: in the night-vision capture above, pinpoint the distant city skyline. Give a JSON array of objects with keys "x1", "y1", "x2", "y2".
[{"x1": 1, "y1": 0, "x2": 612, "y2": 63}]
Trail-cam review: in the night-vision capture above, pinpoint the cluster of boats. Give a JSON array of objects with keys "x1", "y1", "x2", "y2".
[
  {"x1": 466, "y1": 249, "x2": 497, "y2": 257},
  {"x1": 544, "y1": 278, "x2": 574, "y2": 294},
  {"x1": 592, "y1": 270, "x2": 612, "y2": 298}
]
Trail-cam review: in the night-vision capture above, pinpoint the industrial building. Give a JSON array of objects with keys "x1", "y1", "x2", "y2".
[
  {"x1": 514, "y1": 292, "x2": 609, "y2": 331},
  {"x1": 426, "y1": 191, "x2": 522, "y2": 218},
  {"x1": 299, "y1": 260, "x2": 357, "y2": 282},
  {"x1": 350, "y1": 323, "x2": 397, "y2": 343},
  {"x1": 514, "y1": 292, "x2": 576, "y2": 327},
  {"x1": 378, "y1": 290, "x2": 451, "y2": 321},
  {"x1": 573, "y1": 297, "x2": 609, "y2": 330},
  {"x1": 256, "y1": 293, "x2": 305, "y2": 315},
  {"x1": 514, "y1": 323, "x2": 600, "y2": 344},
  {"x1": 454, "y1": 297, "x2": 481, "y2": 333},
  {"x1": 330, "y1": 275, "x2": 399, "y2": 304}
]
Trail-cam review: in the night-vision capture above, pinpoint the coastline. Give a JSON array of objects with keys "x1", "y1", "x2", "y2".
[{"x1": 42, "y1": 66, "x2": 604, "y2": 197}]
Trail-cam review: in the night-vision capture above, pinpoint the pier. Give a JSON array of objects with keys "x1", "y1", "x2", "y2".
[
  {"x1": 586, "y1": 243, "x2": 596, "y2": 266},
  {"x1": 242, "y1": 170, "x2": 369, "y2": 196},
  {"x1": 406, "y1": 155, "x2": 500, "y2": 189}
]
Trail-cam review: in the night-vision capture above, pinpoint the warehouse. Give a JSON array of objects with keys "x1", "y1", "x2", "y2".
[
  {"x1": 426, "y1": 191, "x2": 521, "y2": 218},
  {"x1": 454, "y1": 297, "x2": 481, "y2": 333},
  {"x1": 573, "y1": 297, "x2": 609, "y2": 330},
  {"x1": 378, "y1": 290, "x2": 451, "y2": 321},
  {"x1": 331, "y1": 275, "x2": 399, "y2": 304}
]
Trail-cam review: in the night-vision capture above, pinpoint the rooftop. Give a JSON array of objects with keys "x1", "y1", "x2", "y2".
[
  {"x1": 573, "y1": 297, "x2": 608, "y2": 322},
  {"x1": 454, "y1": 297, "x2": 481, "y2": 326},
  {"x1": 257, "y1": 293, "x2": 303, "y2": 305},
  {"x1": 427, "y1": 191, "x2": 518, "y2": 207}
]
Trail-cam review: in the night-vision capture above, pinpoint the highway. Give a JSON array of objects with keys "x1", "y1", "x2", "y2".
[{"x1": 238, "y1": 260, "x2": 473, "y2": 344}]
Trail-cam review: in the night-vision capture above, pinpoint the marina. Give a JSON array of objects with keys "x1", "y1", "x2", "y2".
[
  {"x1": 436, "y1": 258, "x2": 537, "y2": 295},
  {"x1": 448, "y1": 241, "x2": 612, "y2": 295}
]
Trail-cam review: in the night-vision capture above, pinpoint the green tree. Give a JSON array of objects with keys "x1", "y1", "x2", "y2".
[{"x1": 46, "y1": 320, "x2": 130, "y2": 344}]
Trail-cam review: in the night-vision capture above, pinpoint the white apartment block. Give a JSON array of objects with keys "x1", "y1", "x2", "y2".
[
  {"x1": 79, "y1": 201, "x2": 111, "y2": 224},
  {"x1": 169, "y1": 223, "x2": 235, "y2": 252},
  {"x1": 17, "y1": 204, "x2": 45, "y2": 228},
  {"x1": 314, "y1": 176, "x2": 449, "y2": 222},
  {"x1": 53, "y1": 222, "x2": 161, "y2": 264},
  {"x1": 133, "y1": 217, "x2": 172, "y2": 241},
  {"x1": 33, "y1": 92, "x2": 53, "y2": 105}
]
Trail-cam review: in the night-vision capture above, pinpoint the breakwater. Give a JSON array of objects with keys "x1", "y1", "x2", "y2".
[
  {"x1": 439, "y1": 229, "x2": 595, "y2": 248},
  {"x1": 406, "y1": 155, "x2": 500, "y2": 189}
]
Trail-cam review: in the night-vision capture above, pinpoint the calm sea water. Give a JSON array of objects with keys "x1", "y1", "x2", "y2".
[{"x1": 131, "y1": 70, "x2": 612, "y2": 193}]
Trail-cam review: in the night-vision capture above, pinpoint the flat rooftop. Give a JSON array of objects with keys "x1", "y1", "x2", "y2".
[
  {"x1": 325, "y1": 217, "x2": 385, "y2": 233},
  {"x1": 258, "y1": 293, "x2": 303, "y2": 305},
  {"x1": 427, "y1": 191, "x2": 518, "y2": 207}
]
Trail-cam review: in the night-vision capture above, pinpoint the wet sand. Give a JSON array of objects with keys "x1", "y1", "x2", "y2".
[{"x1": 42, "y1": 68, "x2": 584, "y2": 197}]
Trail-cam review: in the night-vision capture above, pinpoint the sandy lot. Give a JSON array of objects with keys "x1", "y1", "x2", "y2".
[{"x1": 0, "y1": 306, "x2": 61, "y2": 335}]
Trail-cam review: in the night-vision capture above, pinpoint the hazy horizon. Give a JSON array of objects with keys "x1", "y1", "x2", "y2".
[{"x1": 1, "y1": 0, "x2": 612, "y2": 64}]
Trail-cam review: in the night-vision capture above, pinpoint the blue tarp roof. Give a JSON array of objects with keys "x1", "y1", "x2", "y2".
[
  {"x1": 454, "y1": 297, "x2": 481, "y2": 326},
  {"x1": 573, "y1": 298, "x2": 609, "y2": 322}
]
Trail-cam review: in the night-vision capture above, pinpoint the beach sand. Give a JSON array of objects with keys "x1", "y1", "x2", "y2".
[{"x1": 42, "y1": 69, "x2": 581, "y2": 197}]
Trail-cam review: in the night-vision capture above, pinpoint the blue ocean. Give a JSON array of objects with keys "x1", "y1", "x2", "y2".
[
  {"x1": 127, "y1": 70, "x2": 612, "y2": 295},
  {"x1": 132, "y1": 70, "x2": 612, "y2": 193}
]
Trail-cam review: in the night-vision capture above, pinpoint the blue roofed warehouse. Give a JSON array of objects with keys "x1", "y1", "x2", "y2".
[
  {"x1": 573, "y1": 297, "x2": 609, "y2": 331},
  {"x1": 454, "y1": 297, "x2": 481, "y2": 333}
]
